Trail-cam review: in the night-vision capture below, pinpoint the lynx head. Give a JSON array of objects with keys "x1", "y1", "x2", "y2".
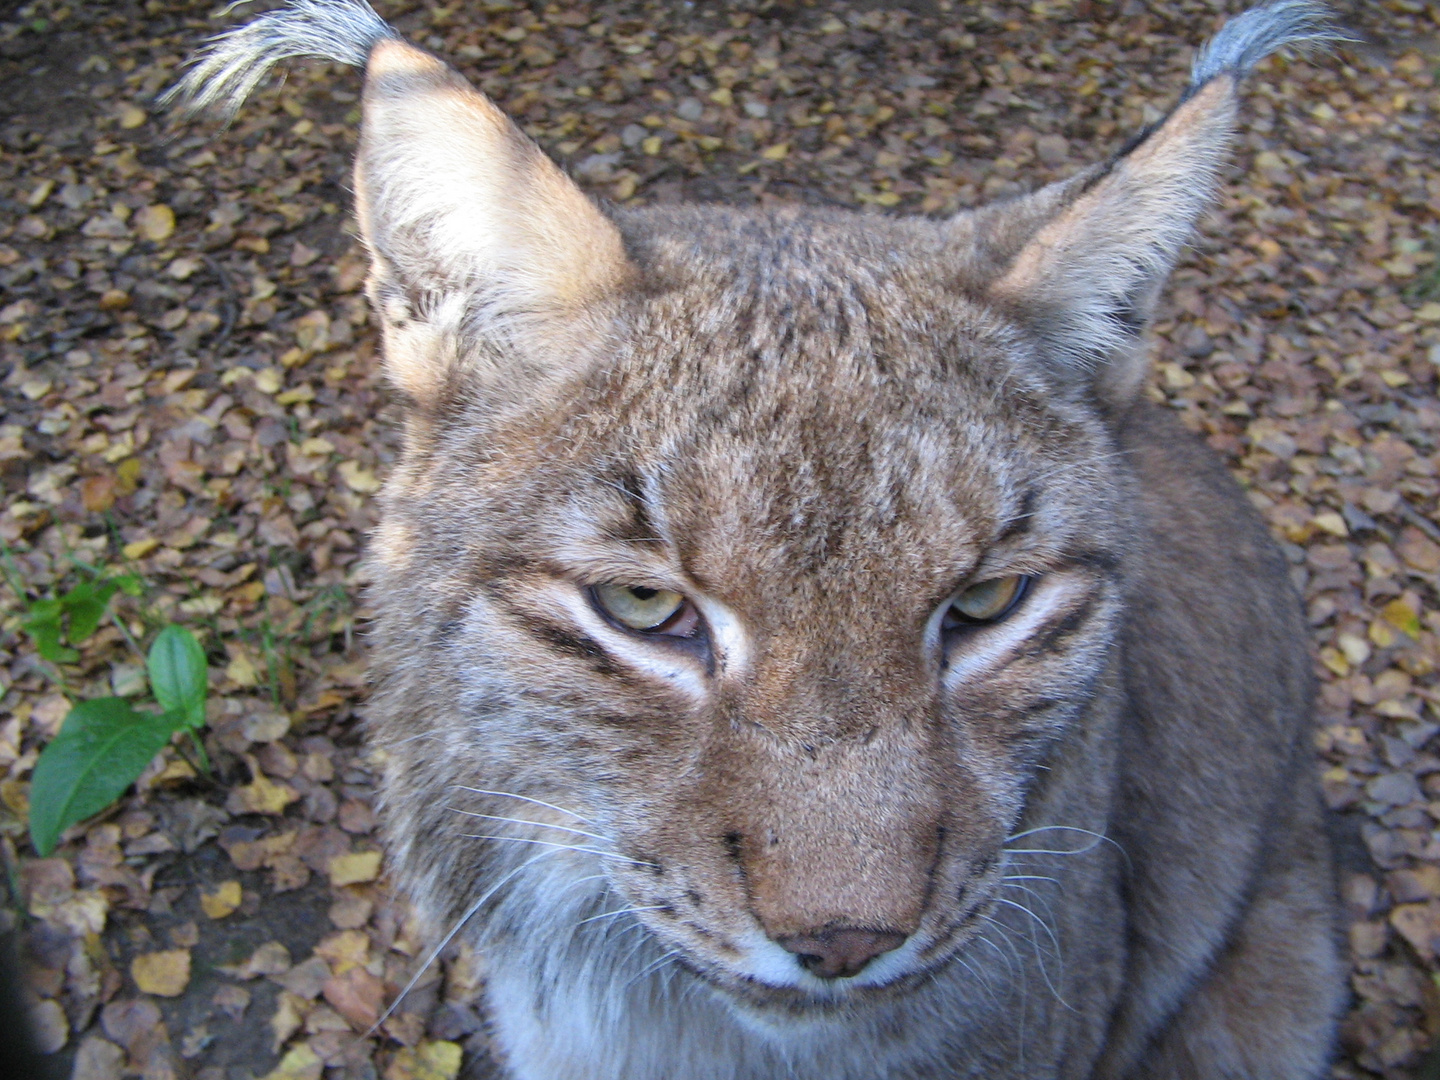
[{"x1": 170, "y1": 0, "x2": 1342, "y2": 1013}]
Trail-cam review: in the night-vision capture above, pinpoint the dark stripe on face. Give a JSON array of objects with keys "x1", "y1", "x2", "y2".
[
  {"x1": 509, "y1": 612, "x2": 618, "y2": 674},
  {"x1": 1023, "y1": 597, "x2": 1100, "y2": 659},
  {"x1": 1059, "y1": 549, "x2": 1122, "y2": 576},
  {"x1": 602, "y1": 471, "x2": 660, "y2": 544}
]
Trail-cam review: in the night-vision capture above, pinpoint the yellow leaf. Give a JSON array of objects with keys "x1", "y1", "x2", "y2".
[
  {"x1": 328, "y1": 851, "x2": 382, "y2": 887},
  {"x1": 254, "y1": 368, "x2": 284, "y2": 394},
  {"x1": 276, "y1": 385, "x2": 315, "y2": 406},
  {"x1": 234, "y1": 771, "x2": 300, "y2": 816},
  {"x1": 1415, "y1": 302, "x2": 1440, "y2": 323},
  {"x1": 133, "y1": 204, "x2": 175, "y2": 243},
  {"x1": 226, "y1": 653, "x2": 261, "y2": 688},
  {"x1": 760, "y1": 142, "x2": 789, "y2": 161},
  {"x1": 1383, "y1": 599, "x2": 1422, "y2": 640},
  {"x1": 641, "y1": 136, "x2": 662, "y2": 155},
  {"x1": 1318, "y1": 646, "x2": 1349, "y2": 678},
  {"x1": 338, "y1": 460, "x2": 382, "y2": 494},
  {"x1": 708, "y1": 87, "x2": 733, "y2": 106},
  {"x1": 122, "y1": 538, "x2": 159, "y2": 560},
  {"x1": 153, "y1": 758, "x2": 197, "y2": 784},
  {"x1": 118, "y1": 104, "x2": 146, "y2": 129},
  {"x1": 131, "y1": 949, "x2": 191, "y2": 996},
  {"x1": 201, "y1": 881, "x2": 242, "y2": 920},
  {"x1": 385, "y1": 1041, "x2": 464, "y2": 1080},
  {"x1": 1369, "y1": 620, "x2": 1397, "y2": 649},
  {"x1": 315, "y1": 930, "x2": 370, "y2": 974},
  {"x1": 260, "y1": 1043, "x2": 323, "y2": 1080},
  {"x1": 1311, "y1": 511, "x2": 1348, "y2": 538}
]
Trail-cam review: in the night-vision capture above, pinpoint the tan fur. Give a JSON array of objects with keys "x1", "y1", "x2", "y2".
[{"x1": 174, "y1": 4, "x2": 1346, "y2": 1077}]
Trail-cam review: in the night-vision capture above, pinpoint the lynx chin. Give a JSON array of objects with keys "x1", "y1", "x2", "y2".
[{"x1": 170, "y1": 2, "x2": 1352, "y2": 1077}]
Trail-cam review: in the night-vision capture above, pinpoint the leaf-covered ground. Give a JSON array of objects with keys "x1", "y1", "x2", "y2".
[{"x1": 0, "y1": 0, "x2": 1438, "y2": 1077}]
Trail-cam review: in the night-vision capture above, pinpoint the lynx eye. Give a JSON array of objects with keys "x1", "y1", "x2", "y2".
[
  {"x1": 943, "y1": 575, "x2": 1030, "y2": 629},
  {"x1": 591, "y1": 582, "x2": 699, "y2": 637}
]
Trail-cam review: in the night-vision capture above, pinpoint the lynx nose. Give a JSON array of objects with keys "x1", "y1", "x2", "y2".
[{"x1": 776, "y1": 928, "x2": 907, "y2": 979}]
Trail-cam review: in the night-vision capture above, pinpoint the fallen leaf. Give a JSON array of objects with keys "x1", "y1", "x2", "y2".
[
  {"x1": 384, "y1": 1040, "x2": 464, "y2": 1080},
  {"x1": 133, "y1": 204, "x2": 176, "y2": 243},
  {"x1": 260, "y1": 1043, "x2": 324, "y2": 1080},
  {"x1": 131, "y1": 949, "x2": 191, "y2": 996},
  {"x1": 200, "y1": 880, "x2": 242, "y2": 919},
  {"x1": 321, "y1": 966, "x2": 385, "y2": 1029},
  {"x1": 328, "y1": 851, "x2": 382, "y2": 887},
  {"x1": 224, "y1": 940, "x2": 292, "y2": 980},
  {"x1": 337, "y1": 460, "x2": 382, "y2": 493}
]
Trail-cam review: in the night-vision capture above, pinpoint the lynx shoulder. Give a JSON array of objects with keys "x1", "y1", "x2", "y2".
[{"x1": 170, "y1": 4, "x2": 1351, "y2": 1077}]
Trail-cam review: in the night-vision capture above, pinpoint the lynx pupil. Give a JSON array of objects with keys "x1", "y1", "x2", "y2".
[{"x1": 593, "y1": 582, "x2": 688, "y2": 632}]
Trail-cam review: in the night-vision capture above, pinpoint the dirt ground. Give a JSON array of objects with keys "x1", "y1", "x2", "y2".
[{"x1": 1, "y1": 0, "x2": 1439, "y2": 1077}]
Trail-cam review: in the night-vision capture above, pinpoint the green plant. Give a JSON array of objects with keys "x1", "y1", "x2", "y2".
[
  {"x1": 28, "y1": 624, "x2": 211, "y2": 856},
  {"x1": 19, "y1": 572, "x2": 142, "y2": 663},
  {"x1": 0, "y1": 552, "x2": 215, "y2": 856}
]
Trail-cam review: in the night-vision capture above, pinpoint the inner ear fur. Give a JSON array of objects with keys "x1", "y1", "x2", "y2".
[
  {"x1": 355, "y1": 39, "x2": 635, "y2": 404},
  {"x1": 973, "y1": 78, "x2": 1239, "y2": 407}
]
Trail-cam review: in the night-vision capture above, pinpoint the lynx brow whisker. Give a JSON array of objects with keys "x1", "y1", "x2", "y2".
[
  {"x1": 445, "y1": 808, "x2": 615, "y2": 844},
  {"x1": 1002, "y1": 873, "x2": 1061, "y2": 885},
  {"x1": 450, "y1": 785, "x2": 597, "y2": 824}
]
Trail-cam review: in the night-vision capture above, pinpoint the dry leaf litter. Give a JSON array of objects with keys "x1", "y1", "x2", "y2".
[{"x1": 0, "y1": 0, "x2": 1438, "y2": 1077}]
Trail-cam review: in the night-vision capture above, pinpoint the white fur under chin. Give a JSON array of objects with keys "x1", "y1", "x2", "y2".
[
  {"x1": 466, "y1": 861, "x2": 1026, "y2": 1080},
  {"x1": 483, "y1": 948, "x2": 987, "y2": 1080}
]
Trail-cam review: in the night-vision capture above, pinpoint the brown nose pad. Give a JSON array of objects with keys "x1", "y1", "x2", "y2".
[{"x1": 776, "y1": 928, "x2": 907, "y2": 979}]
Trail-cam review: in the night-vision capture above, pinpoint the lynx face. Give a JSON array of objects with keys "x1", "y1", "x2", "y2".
[
  {"x1": 167, "y1": 0, "x2": 1345, "y2": 1056},
  {"x1": 368, "y1": 206, "x2": 1130, "y2": 1007}
]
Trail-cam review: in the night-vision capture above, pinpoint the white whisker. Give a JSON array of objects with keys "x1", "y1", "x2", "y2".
[
  {"x1": 458, "y1": 833, "x2": 655, "y2": 868},
  {"x1": 445, "y1": 808, "x2": 614, "y2": 844},
  {"x1": 369, "y1": 847, "x2": 562, "y2": 1036},
  {"x1": 573, "y1": 905, "x2": 667, "y2": 929},
  {"x1": 450, "y1": 785, "x2": 596, "y2": 824}
]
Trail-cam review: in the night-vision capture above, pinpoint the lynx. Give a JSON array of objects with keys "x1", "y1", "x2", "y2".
[{"x1": 171, "y1": 2, "x2": 1349, "y2": 1077}]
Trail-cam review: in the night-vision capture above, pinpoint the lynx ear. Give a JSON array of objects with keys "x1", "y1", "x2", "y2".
[
  {"x1": 163, "y1": 0, "x2": 633, "y2": 404},
  {"x1": 976, "y1": 0, "x2": 1344, "y2": 406},
  {"x1": 355, "y1": 40, "x2": 634, "y2": 402}
]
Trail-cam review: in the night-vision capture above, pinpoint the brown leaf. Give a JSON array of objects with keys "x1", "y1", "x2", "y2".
[{"x1": 321, "y1": 966, "x2": 385, "y2": 1030}]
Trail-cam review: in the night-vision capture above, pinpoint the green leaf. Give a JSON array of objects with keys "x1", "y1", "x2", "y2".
[
  {"x1": 28, "y1": 698, "x2": 180, "y2": 856},
  {"x1": 111, "y1": 573, "x2": 144, "y2": 597},
  {"x1": 23, "y1": 599, "x2": 78, "y2": 664},
  {"x1": 148, "y1": 625, "x2": 208, "y2": 729},
  {"x1": 61, "y1": 580, "x2": 120, "y2": 643}
]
